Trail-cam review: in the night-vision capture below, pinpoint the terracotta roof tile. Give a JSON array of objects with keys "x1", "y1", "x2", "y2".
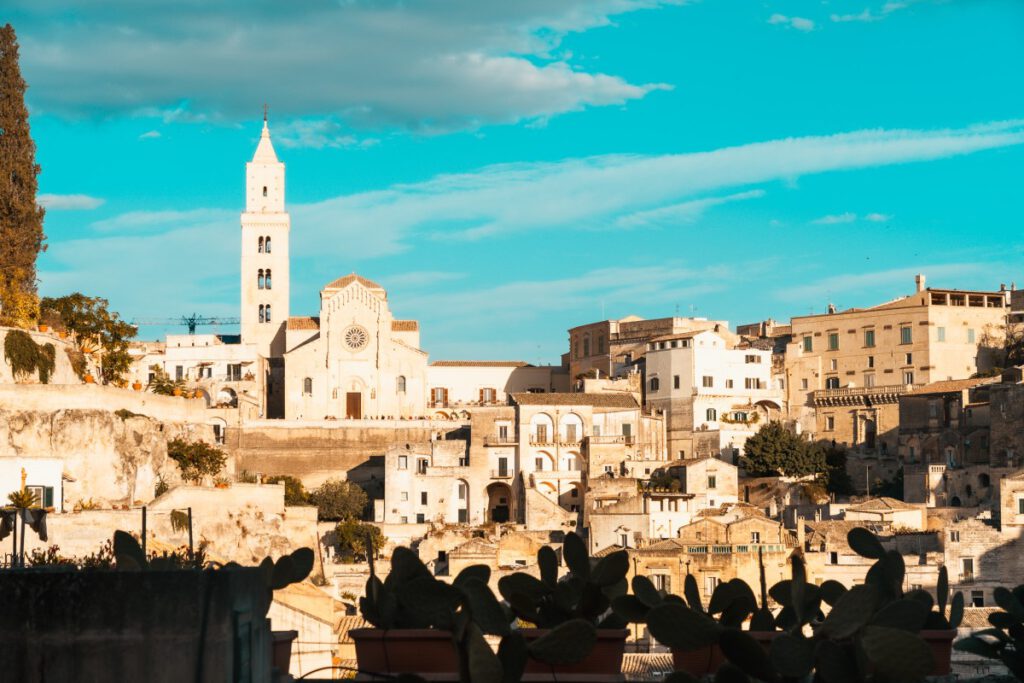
[
  {"x1": 847, "y1": 496, "x2": 920, "y2": 512},
  {"x1": 621, "y1": 653, "x2": 675, "y2": 679},
  {"x1": 323, "y1": 273, "x2": 385, "y2": 291},
  {"x1": 287, "y1": 316, "x2": 320, "y2": 330},
  {"x1": 391, "y1": 320, "x2": 419, "y2": 332},
  {"x1": 905, "y1": 377, "x2": 998, "y2": 396},
  {"x1": 511, "y1": 392, "x2": 639, "y2": 408}
]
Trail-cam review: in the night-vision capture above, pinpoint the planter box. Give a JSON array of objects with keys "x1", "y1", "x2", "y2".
[
  {"x1": 271, "y1": 629, "x2": 298, "y2": 673},
  {"x1": 350, "y1": 628, "x2": 459, "y2": 676},
  {"x1": 520, "y1": 628, "x2": 628, "y2": 676},
  {"x1": 921, "y1": 629, "x2": 956, "y2": 675},
  {"x1": 0, "y1": 568, "x2": 275, "y2": 683},
  {"x1": 673, "y1": 630, "x2": 778, "y2": 677}
]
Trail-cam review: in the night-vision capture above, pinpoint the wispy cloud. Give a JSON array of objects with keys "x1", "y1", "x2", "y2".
[
  {"x1": 37, "y1": 194, "x2": 105, "y2": 210},
  {"x1": 864, "y1": 212, "x2": 892, "y2": 222},
  {"x1": 768, "y1": 13, "x2": 816, "y2": 31},
  {"x1": 273, "y1": 118, "x2": 379, "y2": 150},
  {"x1": 812, "y1": 212, "x2": 857, "y2": 225},
  {"x1": 831, "y1": 1, "x2": 915, "y2": 23},
  {"x1": 380, "y1": 271, "x2": 467, "y2": 289},
  {"x1": 616, "y1": 190, "x2": 766, "y2": 228},
  {"x1": 774, "y1": 263, "x2": 987, "y2": 302},
  {"x1": 138, "y1": 130, "x2": 162, "y2": 140}
]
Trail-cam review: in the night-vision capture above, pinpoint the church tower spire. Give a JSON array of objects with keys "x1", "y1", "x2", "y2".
[{"x1": 241, "y1": 111, "x2": 290, "y2": 364}]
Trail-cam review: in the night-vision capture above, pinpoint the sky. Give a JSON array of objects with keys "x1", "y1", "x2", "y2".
[{"x1": 9, "y1": 0, "x2": 1024, "y2": 362}]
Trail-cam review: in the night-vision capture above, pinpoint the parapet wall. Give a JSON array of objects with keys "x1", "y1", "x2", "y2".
[{"x1": 0, "y1": 383, "x2": 209, "y2": 423}]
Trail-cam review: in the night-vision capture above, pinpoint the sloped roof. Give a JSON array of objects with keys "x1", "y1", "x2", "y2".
[
  {"x1": 287, "y1": 316, "x2": 320, "y2": 330},
  {"x1": 959, "y1": 607, "x2": 1001, "y2": 629},
  {"x1": 847, "y1": 496, "x2": 920, "y2": 512},
  {"x1": 391, "y1": 320, "x2": 419, "y2": 332},
  {"x1": 510, "y1": 392, "x2": 638, "y2": 409},
  {"x1": 905, "y1": 377, "x2": 998, "y2": 396},
  {"x1": 593, "y1": 544, "x2": 625, "y2": 557},
  {"x1": 621, "y1": 653, "x2": 675, "y2": 680},
  {"x1": 431, "y1": 360, "x2": 528, "y2": 367},
  {"x1": 273, "y1": 581, "x2": 346, "y2": 629},
  {"x1": 251, "y1": 120, "x2": 279, "y2": 163},
  {"x1": 323, "y1": 273, "x2": 385, "y2": 292},
  {"x1": 338, "y1": 616, "x2": 371, "y2": 643}
]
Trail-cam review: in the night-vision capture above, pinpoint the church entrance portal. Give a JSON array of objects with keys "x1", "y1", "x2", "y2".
[{"x1": 346, "y1": 392, "x2": 362, "y2": 419}]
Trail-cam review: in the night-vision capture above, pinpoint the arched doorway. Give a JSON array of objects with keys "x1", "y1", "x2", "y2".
[{"x1": 486, "y1": 482, "x2": 512, "y2": 523}]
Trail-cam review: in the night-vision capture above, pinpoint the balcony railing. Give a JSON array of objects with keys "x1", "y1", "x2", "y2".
[
  {"x1": 483, "y1": 435, "x2": 518, "y2": 446},
  {"x1": 490, "y1": 469, "x2": 513, "y2": 479},
  {"x1": 813, "y1": 383, "x2": 920, "y2": 407},
  {"x1": 586, "y1": 435, "x2": 636, "y2": 446}
]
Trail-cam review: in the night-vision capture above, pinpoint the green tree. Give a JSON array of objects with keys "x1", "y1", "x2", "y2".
[
  {"x1": 0, "y1": 25, "x2": 46, "y2": 328},
  {"x1": 308, "y1": 479, "x2": 368, "y2": 521},
  {"x1": 265, "y1": 475, "x2": 308, "y2": 506},
  {"x1": 41, "y1": 293, "x2": 136, "y2": 384},
  {"x1": 167, "y1": 438, "x2": 227, "y2": 485},
  {"x1": 823, "y1": 443, "x2": 855, "y2": 495},
  {"x1": 334, "y1": 520, "x2": 384, "y2": 563},
  {"x1": 742, "y1": 421, "x2": 826, "y2": 478}
]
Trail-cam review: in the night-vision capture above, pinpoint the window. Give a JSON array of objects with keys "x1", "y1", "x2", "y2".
[
  {"x1": 937, "y1": 327, "x2": 945, "y2": 342},
  {"x1": 867, "y1": 355, "x2": 875, "y2": 368},
  {"x1": 264, "y1": 236, "x2": 272, "y2": 253},
  {"x1": 565, "y1": 424, "x2": 578, "y2": 442},
  {"x1": 706, "y1": 408, "x2": 717, "y2": 421},
  {"x1": 258, "y1": 236, "x2": 264, "y2": 253},
  {"x1": 258, "y1": 305, "x2": 265, "y2": 323},
  {"x1": 1018, "y1": 497, "x2": 1024, "y2": 515},
  {"x1": 535, "y1": 424, "x2": 548, "y2": 442},
  {"x1": 264, "y1": 304, "x2": 271, "y2": 323},
  {"x1": 830, "y1": 359, "x2": 838, "y2": 371},
  {"x1": 432, "y1": 387, "x2": 447, "y2": 404},
  {"x1": 400, "y1": 492, "x2": 408, "y2": 501},
  {"x1": 420, "y1": 492, "x2": 428, "y2": 505},
  {"x1": 751, "y1": 531, "x2": 761, "y2": 543},
  {"x1": 649, "y1": 377, "x2": 660, "y2": 392},
  {"x1": 651, "y1": 574, "x2": 671, "y2": 592},
  {"x1": 905, "y1": 353, "x2": 912, "y2": 365},
  {"x1": 745, "y1": 354, "x2": 761, "y2": 364},
  {"x1": 227, "y1": 364, "x2": 242, "y2": 381},
  {"x1": 864, "y1": 329, "x2": 876, "y2": 347},
  {"x1": 416, "y1": 513, "x2": 425, "y2": 523},
  {"x1": 497, "y1": 457, "x2": 508, "y2": 477},
  {"x1": 803, "y1": 336, "x2": 813, "y2": 352},
  {"x1": 583, "y1": 336, "x2": 590, "y2": 357},
  {"x1": 398, "y1": 456, "x2": 408, "y2": 470},
  {"x1": 901, "y1": 326, "x2": 912, "y2": 344},
  {"x1": 622, "y1": 423, "x2": 632, "y2": 439},
  {"x1": 801, "y1": 378, "x2": 809, "y2": 390},
  {"x1": 903, "y1": 371, "x2": 914, "y2": 385},
  {"x1": 302, "y1": 377, "x2": 312, "y2": 396},
  {"x1": 397, "y1": 375, "x2": 407, "y2": 393},
  {"x1": 498, "y1": 425, "x2": 509, "y2": 440},
  {"x1": 401, "y1": 516, "x2": 408, "y2": 523},
  {"x1": 825, "y1": 416, "x2": 835, "y2": 431},
  {"x1": 745, "y1": 378, "x2": 760, "y2": 389},
  {"x1": 674, "y1": 375, "x2": 680, "y2": 389},
  {"x1": 620, "y1": 533, "x2": 629, "y2": 548},
  {"x1": 598, "y1": 335, "x2": 606, "y2": 354},
  {"x1": 570, "y1": 487, "x2": 578, "y2": 497},
  {"x1": 830, "y1": 552, "x2": 838, "y2": 565},
  {"x1": 961, "y1": 558, "x2": 974, "y2": 582},
  {"x1": 262, "y1": 185, "x2": 268, "y2": 197},
  {"x1": 967, "y1": 328, "x2": 976, "y2": 344},
  {"x1": 828, "y1": 333, "x2": 839, "y2": 351},
  {"x1": 725, "y1": 379, "x2": 734, "y2": 389},
  {"x1": 702, "y1": 376, "x2": 713, "y2": 388},
  {"x1": 481, "y1": 387, "x2": 496, "y2": 403},
  {"x1": 950, "y1": 530, "x2": 960, "y2": 543},
  {"x1": 707, "y1": 475, "x2": 717, "y2": 489},
  {"x1": 175, "y1": 366, "x2": 183, "y2": 381},
  {"x1": 417, "y1": 459, "x2": 428, "y2": 475},
  {"x1": 257, "y1": 269, "x2": 265, "y2": 289},
  {"x1": 864, "y1": 374, "x2": 875, "y2": 388},
  {"x1": 826, "y1": 376, "x2": 840, "y2": 389},
  {"x1": 264, "y1": 269, "x2": 271, "y2": 289},
  {"x1": 535, "y1": 457, "x2": 545, "y2": 471},
  {"x1": 704, "y1": 576, "x2": 719, "y2": 597},
  {"x1": 971, "y1": 590, "x2": 985, "y2": 607}
]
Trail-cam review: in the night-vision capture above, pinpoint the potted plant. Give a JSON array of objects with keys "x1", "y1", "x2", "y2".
[
  {"x1": 84, "y1": 373, "x2": 95, "y2": 384},
  {"x1": 214, "y1": 477, "x2": 230, "y2": 490},
  {"x1": 172, "y1": 387, "x2": 183, "y2": 397},
  {"x1": 497, "y1": 531, "x2": 629, "y2": 676},
  {"x1": 132, "y1": 380, "x2": 143, "y2": 391},
  {"x1": 907, "y1": 564, "x2": 964, "y2": 675}
]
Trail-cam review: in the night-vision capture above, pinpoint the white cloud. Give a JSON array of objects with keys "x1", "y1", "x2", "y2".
[
  {"x1": 768, "y1": 14, "x2": 816, "y2": 31},
  {"x1": 37, "y1": 194, "x2": 105, "y2": 210},
  {"x1": 15, "y1": 1, "x2": 678, "y2": 131},
  {"x1": 812, "y1": 212, "x2": 858, "y2": 224},
  {"x1": 831, "y1": 0, "x2": 916, "y2": 23},
  {"x1": 616, "y1": 190, "x2": 766, "y2": 228},
  {"x1": 774, "y1": 263, "x2": 987, "y2": 302},
  {"x1": 138, "y1": 130, "x2": 161, "y2": 140},
  {"x1": 380, "y1": 271, "x2": 467, "y2": 289},
  {"x1": 865, "y1": 212, "x2": 892, "y2": 222}
]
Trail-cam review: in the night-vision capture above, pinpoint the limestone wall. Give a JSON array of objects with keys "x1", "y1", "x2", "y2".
[{"x1": 0, "y1": 327, "x2": 88, "y2": 385}]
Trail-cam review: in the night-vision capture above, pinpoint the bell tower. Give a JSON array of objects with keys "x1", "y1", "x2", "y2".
[{"x1": 241, "y1": 109, "x2": 289, "y2": 359}]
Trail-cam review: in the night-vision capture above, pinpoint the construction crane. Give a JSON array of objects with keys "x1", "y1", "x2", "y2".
[{"x1": 130, "y1": 313, "x2": 241, "y2": 335}]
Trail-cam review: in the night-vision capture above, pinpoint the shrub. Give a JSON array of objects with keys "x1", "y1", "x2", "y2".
[
  {"x1": 3, "y1": 329, "x2": 55, "y2": 383},
  {"x1": 334, "y1": 520, "x2": 384, "y2": 562},
  {"x1": 308, "y1": 479, "x2": 367, "y2": 521},
  {"x1": 166, "y1": 438, "x2": 226, "y2": 485},
  {"x1": 147, "y1": 364, "x2": 183, "y2": 396},
  {"x1": 265, "y1": 475, "x2": 308, "y2": 505},
  {"x1": 743, "y1": 421, "x2": 826, "y2": 478}
]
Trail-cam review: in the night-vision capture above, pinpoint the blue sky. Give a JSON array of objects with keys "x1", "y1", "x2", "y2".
[{"x1": 10, "y1": 0, "x2": 1024, "y2": 361}]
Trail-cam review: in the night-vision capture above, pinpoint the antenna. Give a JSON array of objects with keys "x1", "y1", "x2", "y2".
[{"x1": 263, "y1": 103, "x2": 269, "y2": 122}]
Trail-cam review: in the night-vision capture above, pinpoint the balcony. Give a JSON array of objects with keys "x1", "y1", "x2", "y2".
[
  {"x1": 483, "y1": 435, "x2": 518, "y2": 446},
  {"x1": 813, "y1": 383, "x2": 920, "y2": 407},
  {"x1": 490, "y1": 469, "x2": 513, "y2": 479},
  {"x1": 587, "y1": 435, "x2": 636, "y2": 446}
]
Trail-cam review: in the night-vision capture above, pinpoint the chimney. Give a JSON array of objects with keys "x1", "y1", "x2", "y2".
[
  {"x1": 915, "y1": 274, "x2": 926, "y2": 292},
  {"x1": 827, "y1": 303, "x2": 836, "y2": 315},
  {"x1": 796, "y1": 515, "x2": 806, "y2": 550}
]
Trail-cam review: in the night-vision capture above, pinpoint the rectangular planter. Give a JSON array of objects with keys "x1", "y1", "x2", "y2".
[
  {"x1": 520, "y1": 628, "x2": 628, "y2": 676},
  {"x1": 271, "y1": 629, "x2": 298, "y2": 674},
  {"x1": 673, "y1": 630, "x2": 779, "y2": 677},
  {"x1": 921, "y1": 629, "x2": 956, "y2": 675},
  {"x1": 350, "y1": 628, "x2": 459, "y2": 676}
]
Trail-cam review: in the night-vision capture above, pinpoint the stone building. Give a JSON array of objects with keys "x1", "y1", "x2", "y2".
[
  {"x1": 786, "y1": 274, "x2": 1009, "y2": 454},
  {"x1": 644, "y1": 329, "x2": 783, "y2": 460},
  {"x1": 566, "y1": 315, "x2": 728, "y2": 384}
]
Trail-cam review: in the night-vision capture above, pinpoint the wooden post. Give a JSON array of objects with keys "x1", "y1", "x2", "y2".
[
  {"x1": 141, "y1": 506, "x2": 147, "y2": 558},
  {"x1": 187, "y1": 507, "x2": 194, "y2": 562}
]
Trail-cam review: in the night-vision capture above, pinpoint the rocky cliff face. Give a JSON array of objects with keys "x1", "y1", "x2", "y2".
[{"x1": 0, "y1": 408, "x2": 215, "y2": 506}]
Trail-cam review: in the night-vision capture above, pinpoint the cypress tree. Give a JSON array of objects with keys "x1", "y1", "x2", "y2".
[{"x1": 0, "y1": 24, "x2": 46, "y2": 327}]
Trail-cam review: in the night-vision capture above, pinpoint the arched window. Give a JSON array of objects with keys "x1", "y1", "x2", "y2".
[
  {"x1": 706, "y1": 408, "x2": 717, "y2": 422},
  {"x1": 303, "y1": 377, "x2": 313, "y2": 395},
  {"x1": 264, "y1": 304, "x2": 272, "y2": 323},
  {"x1": 258, "y1": 236, "x2": 264, "y2": 253},
  {"x1": 265, "y1": 236, "x2": 272, "y2": 253},
  {"x1": 262, "y1": 186, "x2": 268, "y2": 197},
  {"x1": 265, "y1": 269, "x2": 272, "y2": 290},
  {"x1": 397, "y1": 375, "x2": 407, "y2": 393},
  {"x1": 257, "y1": 269, "x2": 264, "y2": 289},
  {"x1": 826, "y1": 377, "x2": 840, "y2": 389},
  {"x1": 258, "y1": 304, "x2": 265, "y2": 323}
]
